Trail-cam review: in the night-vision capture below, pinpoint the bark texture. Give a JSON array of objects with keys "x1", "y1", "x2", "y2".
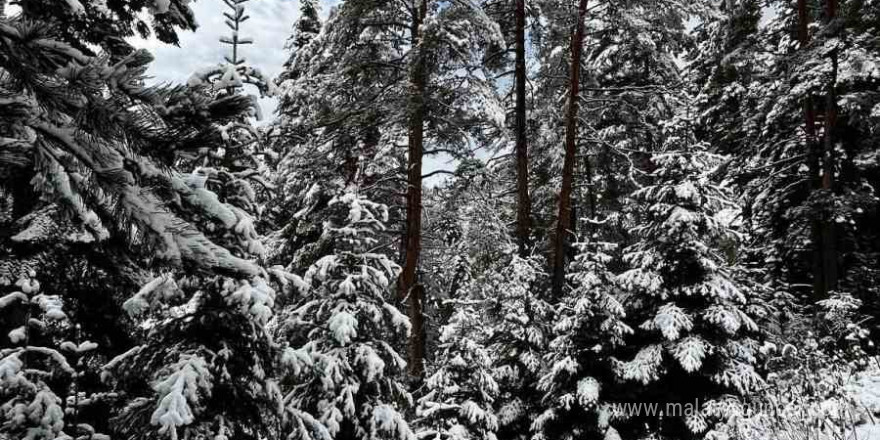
[
  {"x1": 551, "y1": 0, "x2": 589, "y2": 298},
  {"x1": 514, "y1": 0, "x2": 532, "y2": 257},
  {"x1": 400, "y1": 0, "x2": 429, "y2": 379}
]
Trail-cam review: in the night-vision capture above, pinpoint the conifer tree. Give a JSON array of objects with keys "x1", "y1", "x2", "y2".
[
  {"x1": 276, "y1": 192, "x2": 413, "y2": 440},
  {"x1": 480, "y1": 255, "x2": 553, "y2": 440},
  {"x1": 0, "y1": 7, "x2": 263, "y2": 277},
  {"x1": 689, "y1": 0, "x2": 762, "y2": 157},
  {"x1": 612, "y1": 118, "x2": 763, "y2": 438},
  {"x1": 96, "y1": 2, "x2": 290, "y2": 437},
  {"x1": 533, "y1": 241, "x2": 632, "y2": 440},
  {"x1": 707, "y1": 0, "x2": 880, "y2": 321},
  {"x1": 747, "y1": 1, "x2": 876, "y2": 302},
  {"x1": 103, "y1": 274, "x2": 283, "y2": 440},
  {"x1": 528, "y1": 0, "x2": 698, "y2": 293},
  {"x1": 415, "y1": 303, "x2": 499, "y2": 440},
  {"x1": 17, "y1": 0, "x2": 200, "y2": 55}
]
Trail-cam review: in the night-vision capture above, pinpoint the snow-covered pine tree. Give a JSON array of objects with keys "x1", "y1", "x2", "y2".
[
  {"x1": 477, "y1": 0, "x2": 537, "y2": 257},
  {"x1": 613, "y1": 117, "x2": 763, "y2": 438},
  {"x1": 0, "y1": 272, "x2": 107, "y2": 440},
  {"x1": 532, "y1": 241, "x2": 632, "y2": 440},
  {"x1": 477, "y1": 254, "x2": 552, "y2": 440},
  {"x1": 415, "y1": 301, "x2": 499, "y2": 440},
  {"x1": 99, "y1": 3, "x2": 294, "y2": 438},
  {"x1": 102, "y1": 273, "x2": 285, "y2": 440},
  {"x1": 276, "y1": 191, "x2": 413, "y2": 440}
]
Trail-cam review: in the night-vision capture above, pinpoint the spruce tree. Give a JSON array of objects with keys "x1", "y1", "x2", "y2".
[
  {"x1": 276, "y1": 192, "x2": 413, "y2": 440},
  {"x1": 612, "y1": 117, "x2": 763, "y2": 438},
  {"x1": 415, "y1": 303, "x2": 500, "y2": 440},
  {"x1": 481, "y1": 255, "x2": 553, "y2": 440},
  {"x1": 533, "y1": 242, "x2": 631, "y2": 440}
]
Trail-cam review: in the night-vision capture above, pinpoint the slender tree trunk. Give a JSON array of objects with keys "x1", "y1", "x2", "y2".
[
  {"x1": 820, "y1": 0, "x2": 839, "y2": 295},
  {"x1": 514, "y1": 0, "x2": 532, "y2": 257},
  {"x1": 551, "y1": 0, "x2": 589, "y2": 298},
  {"x1": 400, "y1": 0, "x2": 428, "y2": 379},
  {"x1": 798, "y1": 0, "x2": 827, "y2": 301}
]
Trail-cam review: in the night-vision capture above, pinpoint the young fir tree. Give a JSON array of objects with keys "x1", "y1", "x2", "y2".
[
  {"x1": 417, "y1": 160, "x2": 527, "y2": 401},
  {"x1": 612, "y1": 118, "x2": 763, "y2": 439},
  {"x1": 532, "y1": 241, "x2": 632, "y2": 440},
  {"x1": 102, "y1": 273, "x2": 284, "y2": 440},
  {"x1": 414, "y1": 172, "x2": 512, "y2": 438},
  {"x1": 415, "y1": 302, "x2": 500, "y2": 440},
  {"x1": 277, "y1": 192, "x2": 414, "y2": 440},
  {"x1": 184, "y1": 0, "x2": 278, "y2": 220},
  {"x1": 479, "y1": 255, "x2": 553, "y2": 440}
]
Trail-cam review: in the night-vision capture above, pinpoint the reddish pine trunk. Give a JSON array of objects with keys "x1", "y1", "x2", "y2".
[
  {"x1": 820, "y1": 0, "x2": 839, "y2": 296},
  {"x1": 514, "y1": 0, "x2": 532, "y2": 257},
  {"x1": 800, "y1": 0, "x2": 840, "y2": 300},
  {"x1": 551, "y1": 0, "x2": 589, "y2": 298},
  {"x1": 797, "y1": 0, "x2": 810, "y2": 44},
  {"x1": 400, "y1": 0, "x2": 428, "y2": 379}
]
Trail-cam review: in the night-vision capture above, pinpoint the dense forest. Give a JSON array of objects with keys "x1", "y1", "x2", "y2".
[{"x1": 2, "y1": 0, "x2": 880, "y2": 439}]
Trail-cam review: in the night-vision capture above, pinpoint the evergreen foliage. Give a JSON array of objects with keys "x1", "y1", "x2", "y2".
[{"x1": 3, "y1": 1, "x2": 880, "y2": 440}]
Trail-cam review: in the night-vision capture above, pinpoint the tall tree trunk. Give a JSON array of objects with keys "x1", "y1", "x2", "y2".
[
  {"x1": 798, "y1": 0, "x2": 827, "y2": 301},
  {"x1": 400, "y1": 0, "x2": 428, "y2": 379},
  {"x1": 514, "y1": 0, "x2": 532, "y2": 257},
  {"x1": 551, "y1": 0, "x2": 589, "y2": 298},
  {"x1": 820, "y1": 0, "x2": 839, "y2": 296},
  {"x1": 797, "y1": 0, "x2": 810, "y2": 44}
]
